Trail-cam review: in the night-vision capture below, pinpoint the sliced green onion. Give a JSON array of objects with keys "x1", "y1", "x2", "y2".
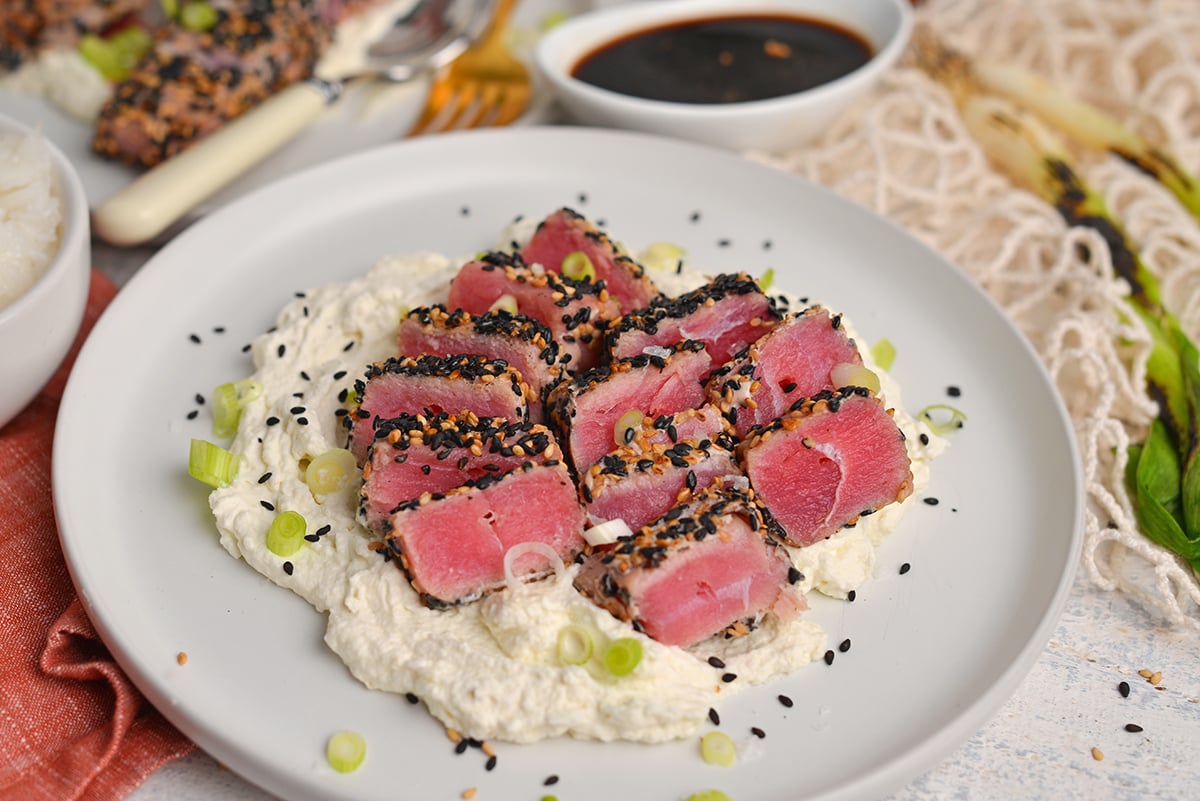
[
  {"x1": 489, "y1": 293, "x2": 519, "y2": 314},
  {"x1": 180, "y1": 1, "x2": 219, "y2": 31},
  {"x1": 556, "y1": 624, "x2": 595, "y2": 665},
  {"x1": 871, "y1": 338, "x2": 896, "y2": 371},
  {"x1": 188, "y1": 439, "x2": 239, "y2": 487},
  {"x1": 640, "y1": 242, "x2": 686, "y2": 273},
  {"x1": 77, "y1": 34, "x2": 125, "y2": 81},
  {"x1": 210, "y1": 378, "x2": 262, "y2": 438},
  {"x1": 601, "y1": 636, "x2": 643, "y2": 677},
  {"x1": 305, "y1": 448, "x2": 358, "y2": 496},
  {"x1": 700, "y1": 731, "x2": 737, "y2": 767},
  {"x1": 830, "y1": 362, "x2": 880, "y2": 394},
  {"x1": 325, "y1": 730, "x2": 366, "y2": 773},
  {"x1": 561, "y1": 251, "x2": 596, "y2": 282},
  {"x1": 613, "y1": 409, "x2": 644, "y2": 447},
  {"x1": 160, "y1": 0, "x2": 179, "y2": 18},
  {"x1": 266, "y1": 510, "x2": 306, "y2": 557},
  {"x1": 686, "y1": 791, "x2": 734, "y2": 801},
  {"x1": 918, "y1": 404, "x2": 968, "y2": 436},
  {"x1": 759, "y1": 267, "x2": 775, "y2": 292}
]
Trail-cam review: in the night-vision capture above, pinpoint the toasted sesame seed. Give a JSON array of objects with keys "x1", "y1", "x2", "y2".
[
  {"x1": 461, "y1": 789, "x2": 476, "y2": 800},
  {"x1": 1091, "y1": 747, "x2": 1104, "y2": 761},
  {"x1": 446, "y1": 727, "x2": 462, "y2": 743},
  {"x1": 777, "y1": 694, "x2": 794, "y2": 708},
  {"x1": 176, "y1": 651, "x2": 188, "y2": 666},
  {"x1": 1149, "y1": 671, "x2": 1162, "y2": 685},
  {"x1": 1138, "y1": 669, "x2": 1153, "y2": 679}
]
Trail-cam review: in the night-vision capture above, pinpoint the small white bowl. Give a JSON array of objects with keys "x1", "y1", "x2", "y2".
[
  {"x1": 0, "y1": 114, "x2": 90, "y2": 429},
  {"x1": 535, "y1": 0, "x2": 913, "y2": 153}
]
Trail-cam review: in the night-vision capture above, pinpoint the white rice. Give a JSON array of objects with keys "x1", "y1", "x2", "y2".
[{"x1": 0, "y1": 130, "x2": 62, "y2": 312}]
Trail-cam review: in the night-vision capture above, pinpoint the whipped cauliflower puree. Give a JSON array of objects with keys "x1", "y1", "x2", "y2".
[{"x1": 208, "y1": 246, "x2": 943, "y2": 744}]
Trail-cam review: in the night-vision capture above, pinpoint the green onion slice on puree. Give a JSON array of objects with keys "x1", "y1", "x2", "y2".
[
  {"x1": 188, "y1": 439, "x2": 238, "y2": 487},
  {"x1": 305, "y1": 448, "x2": 357, "y2": 496},
  {"x1": 556, "y1": 624, "x2": 594, "y2": 666},
  {"x1": 265, "y1": 511, "x2": 306, "y2": 557},
  {"x1": 871, "y1": 338, "x2": 896, "y2": 371},
  {"x1": 210, "y1": 378, "x2": 262, "y2": 438},
  {"x1": 601, "y1": 636, "x2": 643, "y2": 677},
  {"x1": 325, "y1": 730, "x2": 366, "y2": 773},
  {"x1": 918, "y1": 404, "x2": 968, "y2": 436},
  {"x1": 640, "y1": 242, "x2": 685, "y2": 273}
]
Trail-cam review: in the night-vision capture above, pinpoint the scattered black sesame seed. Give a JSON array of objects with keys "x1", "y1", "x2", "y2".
[
  {"x1": 899, "y1": 562, "x2": 911, "y2": 575},
  {"x1": 919, "y1": 432, "x2": 930, "y2": 446},
  {"x1": 578, "y1": 192, "x2": 588, "y2": 204},
  {"x1": 343, "y1": 341, "x2": 355, "y2": 352},
  {"x1": 721, "y1": 672, "x2": 737, "y2": 683},
  {"x1": 707, "y1": 656, "x2": 726, "y2": 669},
  {"x1": 194, "y1": 393, "x2": 205, "y2": 404},
  {"x1": 297, "y1": 417, "x2": 309, "y2": 426},
  {"x1": 690, "y1": 211, "x2": 701, "y2": 222},
  {"x1": 186, "y1": 409, "x2": 199, "y2": 420},
  {"x1": 304, "y1": 534, "x2": 320, "y2": 543},
  {"x1": 282, "y1": 561, "x2": 294, "y2": 575},
  {"x1": 405, "y1": 692, "x2": 419, "y2": 704},
  {"x1": 947, "y1": 385, "x2": 962, "y2": 397},
  {"x1": 315, "y1": 524, "x2": 331, "y2": 537},
  {"x1": 455, "y1": 740, "x2": 469, "y2": 755},
  {"x1": 1124, "y1": 723, "x2": 1144, "y2": 733},
  {"x1": 544, "y1": 775, "x2": 560, "y2": 786},
  {"x1": 847, "y1": 590, "x2": 857, "y2": 602},
  {"x1": 333, "y1": 370, "x2": 347, "y2": 380},
  {"x1": 289, "y1": 406, "x2": 306, "y2": 414},
  {"x1": 708, "y1": 708, "x2": 720, "y2": 725},
  {"x1": 257, "y1": 472, "x2": 272, "y2": 484},
  {"x1": 823, "y1": 650, "x2": 835, "y2": 665},
  {"x1": 260, "y1": 500, "x2": 275, "y2": 511},
  {"x1": 241, "y1": 343, "x2": 251, "y2": 353},
  {"x1": 751, "y1": 726, "x2": 766, "y2": 738},
  {"x1": 1118, "y1": 681, "x2": 1131, "y2": 698},
  {"x1": 839, "y1": 638, "x2": 852, "y2": 653},
  {"x1": 189, "y1": 333, "x2": 201, "y2": 344},
  {"x1": 717, "y1": 238, "x2": 731, "y2": 248},
  {"x1": 294, "y1": 291, "x2": 307, "y2": 298},
  {"x1": 762, "y1": 239, "x2": 773, "y2": 250},
  {"x1": 777, "y1": 694, "x2": 794, "y2": 708},
  {"x1": 460, "y1": 205, "x2": 470, "y2": 216},
  {"x1": 213, "y1": 326, "x2": 225, "y2": 334},
  {"x1": 266, "y1": 416, "x2": 280, "y2": 426},
  {"x1": 924, "y1": 497, "x2": 940, "y2": 506},
  {"x1": 300, "y1": 371, "x2": 311, "y2": 381},
  {"x1": 277, "y1": 344, "x2": 286, "y2": 358},
  {"x1": 485, "y1": 755, "x2": 498, "y2": 771}
]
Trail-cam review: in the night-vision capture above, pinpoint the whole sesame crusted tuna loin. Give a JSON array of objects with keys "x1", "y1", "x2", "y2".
[
  {"x1": 581, "y1": 434, "x2": 741, "y2": 531},
  {"x1": 707, "y1": 305, "x2": 863, "y2": 438},
  {"x1": 740, "y1": 387, "x2": 913, "y2": 547},
  {"x1": 519, "y1": 208, "x2": 660, "y2": 311},
  {"x1": 575, "y1": 484, "x2": 801, "y2": 648},
  {"x1": 92, "y1": 0, "x2": 336, "y2": 167},
  {"x1": 547, "y1": 339, "x2": 712, "y2": 474},
  {"x1": 359, "y1": 412, "x2": 563, "y2": 531},
  {"x1": 344, "y1": 354, "x2": 534, "y2": 465},
  {"x1": 447, "y1": 251, "x2": 620, "y2": 372},
  {"x1": 396, "y1": 305, "x2": 565, "y2": 419},
  {"x1": 384, "y1": 461, "x2": 586, "y2": 608},
  {"x1": 606, "y1": 272, "x2": 784, "y2": 367}
]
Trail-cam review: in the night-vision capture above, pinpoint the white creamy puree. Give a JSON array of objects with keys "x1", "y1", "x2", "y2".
[{"x1": 208, "y1": 247, "x2": 942, "y2": 744}]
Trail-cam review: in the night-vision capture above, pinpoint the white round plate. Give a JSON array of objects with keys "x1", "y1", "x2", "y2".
[
  {"x1": 54, "y1": 127, "x2": 1082, "y2": 801},
  {"x1": 0, "y1": 0, "x2": 574, "y2": 213}
]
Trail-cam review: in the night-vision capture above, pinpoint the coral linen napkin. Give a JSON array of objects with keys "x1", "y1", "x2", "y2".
[{"x1": 0, "y1": 271, "x2": 195, "y2": 801}]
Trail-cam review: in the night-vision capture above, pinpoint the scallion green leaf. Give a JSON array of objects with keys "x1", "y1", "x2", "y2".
[
  {"x1": 180, "y1": 1, "x2": 219, "y2": 31},
  {"x1": 325, "y1": 730, "x2": 366, "y2": 773},
  {"x1": 188, "y1": 439, "x2": 239, "y2": 487},
  {"x1": 305, "y1": 448, "x2": 358, "y2": 496},
  {"x1": 561, "y1": 251, "x2": 596, "y2": 282},
  {"x1": 700, "y1": 731, "x2": 737, "y2": 767},
  {"x1": 917, "y1": 404, "x2": 967, "y2": 436},
  {"x1": 266, "y1": 510, "x2": 306, "y2": 557},
  {"x1": 556, "y1": 624, "x2": 594, "y2": 666},
  {"x1": 210, "y1": 378, "x2": 262, "y2": 438},
  {"x1": 871, "y1": 338, "x2": 896, "y2": 371},
  {"x1": 601, "y1": 637, "x2": 643, "y2": 677},
  {"x1": 686, "y1": 791, "x2": 734, "y2": 801}
]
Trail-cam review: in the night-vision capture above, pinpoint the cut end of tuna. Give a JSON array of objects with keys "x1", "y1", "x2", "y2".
[
  {"x1": 385, "y1": 461, "x2": 586, "y2": 607},
  {"x1": 740, "y1": 387, "x2": 913, "y2": 546},
  {"x1": 520, "y1": 208, "x2": 661, "y2": 311},
  {"x1": 575, "y1": 483, "x2": 800, "y2": 648}
]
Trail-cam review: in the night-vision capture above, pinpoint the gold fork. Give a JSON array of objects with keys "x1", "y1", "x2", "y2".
[{"x1": 407, "y1": 0, "x2": 530, "y2": 135}]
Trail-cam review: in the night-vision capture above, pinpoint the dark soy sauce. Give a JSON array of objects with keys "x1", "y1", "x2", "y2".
[{"x1": 571, "y1": 14, "x2": 873, "y2": 104}]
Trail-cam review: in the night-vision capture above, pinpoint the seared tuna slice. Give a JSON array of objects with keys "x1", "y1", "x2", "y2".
[
  {"x1": 396, "y1": 305, "x2": 565, "y2": 418},
  {"x1": 624, "y1": 404, "x2": 733, "y2": 453},
  {"x1": 547, "y1": 340, "x2": 712, "y2": 473},
  {"x1": 707, "y1": 305, "x2": 863, "y2": 437},
  {"x1": 344, "y1": 354, "x2": 533, "y2": 464},
  {"x1": 520, "y1": 208, "x2": 660, "y2": 311},
  {"x1": 360, "y1": 412, "x2": 562, "y2": 531},
  {"x1": 447, "y1": 251, "x2": 620, "y2": 372},
  {"x1": 740, "y1": 387, "x2": 913, "y2": 546},
  {"x1": 581, "y1": 435, "x2": 740, "y2": 531},
  {"x1": 384, "y1": 462, "x2": 586, "y2": 607},
  {"x1": 607, "y1": 273, "x2": 783, "y2": 366},
  {"x1": 575, "y1": 484, "x2": 800, "y2": 648},
  {"x1": 2, "y1": 0, "x2": 149, "y2": 70}
]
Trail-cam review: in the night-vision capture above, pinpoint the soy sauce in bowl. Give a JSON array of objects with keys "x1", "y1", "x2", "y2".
[{"x1": 570, "y1": 14, "x2": 873, "y2": 105}]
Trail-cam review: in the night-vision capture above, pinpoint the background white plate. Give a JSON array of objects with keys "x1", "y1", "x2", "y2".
[
  {"x1": 54, "y1": 127, "x2": 1083, "y2": 801},
  {"x1": 0, "y1": 0, "x2": 577, "y2": 213}
]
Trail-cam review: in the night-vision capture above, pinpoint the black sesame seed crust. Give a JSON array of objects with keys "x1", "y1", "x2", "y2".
[{"x1": 580, "y1": 434, "x2": 738, "y2": 504}]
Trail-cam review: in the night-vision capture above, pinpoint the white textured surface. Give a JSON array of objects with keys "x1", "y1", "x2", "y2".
[{"x1": 126, "y1": 570, "x2": 1200, "y2": 800}]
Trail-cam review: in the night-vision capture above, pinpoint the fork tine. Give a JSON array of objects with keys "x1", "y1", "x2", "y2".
[
  {"x1": 408, "y1": 78, "x2": 457, "y2": 137},
  {"x1": 490, "y1": 86, "x2": 531, "y2": 128},
  {"x1": 430, "y1": 81, "x2": 484, "y2": 133},
  {"x1": 458, "y1": 83, "x2": 503, "y2": 130}
]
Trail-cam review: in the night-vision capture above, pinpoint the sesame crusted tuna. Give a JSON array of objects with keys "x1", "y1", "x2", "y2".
[
  {"x1": 520, "y1": 208, "x2": 660, "y2": 311},
  {"x1": 384, "y1": 461, "x2": 586, "y2": 607},
  {"x1": 739, "y1": 387, "x2": 913, "y2": 546},
  {"x1": 2, "y1": 0, "x2": 149, "y2": 71},
  {"x1": 606, "y1": 272, "x2": 783, "y2": 366},
  {"x1": 344, "y1": 354, "x2": 534, "y2": 464},
  {"x1": 359, "y1": 412, "x2": 562, "y2": 531},
  {"x1": 580, "y1": 433, "x2": 740, "y2": 531},
  {"x1": 396, "y1": 305, "x2": 565, "y2": 419},
  {"x1": 574, "y1": 483, "x2": 800, "y2": 648},
  {"x1": 547, "y1": 339, "x2": 712, "y2": 474},
  {"x1": 707, "y1": 305, "x2": 863, "y2": 437},
  {"x1": 623, "y1": 404, "x2": 733, "y2": 453},
  {"x1": 447, "y1": 251, "x2": 620, "y2": 372}
]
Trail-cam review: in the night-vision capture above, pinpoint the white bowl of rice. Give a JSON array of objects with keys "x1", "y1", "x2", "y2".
[{"x1": 0, "y1": 114, "x2": 90, "y2": 430}]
